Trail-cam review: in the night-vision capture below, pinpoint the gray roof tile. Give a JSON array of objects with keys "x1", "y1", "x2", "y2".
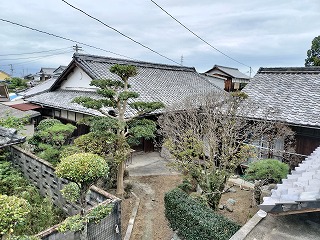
[
  {"x1": 28, "y1": 54, "x2": 221, "y2": 117},
  {"x1": 243, "y1": 67, "x2": 320, "y2": 128}
]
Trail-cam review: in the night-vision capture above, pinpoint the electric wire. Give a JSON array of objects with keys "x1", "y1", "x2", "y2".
[
  {"x1": 0, "y1": 47, "x2": 72, "y2": 57},
  {"x1": 0, "y1": 18, "x2": 136, "y2": 61},
  {"x1": 0, "y1": 50, "x2": 74, "y2": 67},
  {"x1": 150, "y1": 0, "x2": 251, "y2": 69},
  {"x1": 0, "y1": 49, "x2": 73, "y2": 61},
  {"x1": 60, "y1": 0, "x2": 181, "y2": 65}
]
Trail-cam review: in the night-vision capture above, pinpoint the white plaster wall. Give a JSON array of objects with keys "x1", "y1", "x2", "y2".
[
  {"x1": 210, "y1": 79, "x2": 225, "y2": 89},
  {"x1": 60, "y1": 67, "x2": 96, "y2": 91}
]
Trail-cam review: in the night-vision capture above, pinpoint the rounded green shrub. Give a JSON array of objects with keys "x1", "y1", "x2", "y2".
[{"x1": 244, "y1": 159, "x2": 289, "y2": 183}]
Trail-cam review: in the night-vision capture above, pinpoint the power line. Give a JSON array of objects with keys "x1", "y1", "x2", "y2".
[
  {"x1": 0, "y1": 47, "x2": 71, "y2": 56},
  {"x1": 0, "y1": 49, "x2": 73, "y2": 61},
  {"x1": 60, "y1": 0, "x2": 181, "y2": 65},
  {"x1": 0, "y1": 50, "x2": 74, "y2": 67},
  {"x1": 150, "y1": 0, "x2": 251, "y2": 69},
  {"x1": 0, "y1": 18, "x2": 136, "y2": 60}
]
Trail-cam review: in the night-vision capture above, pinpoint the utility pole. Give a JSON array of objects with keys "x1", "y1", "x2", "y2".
[
  {"x1": 73, "y1": 44, "x2": 82, "y2": 53},
  {"x1": 180, "y1": 55, "x2": 184, "y2": 66},
  {"x1": 9, "y1": 64, "x2": 13, "y2": 76},
  {"x1": 249, "y1": 67, "x2": 252, "y2": 78}
]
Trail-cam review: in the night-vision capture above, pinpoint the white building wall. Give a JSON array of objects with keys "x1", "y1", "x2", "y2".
[{"x1": 60, "y1": 67, "x2": 96, "y2": 91}]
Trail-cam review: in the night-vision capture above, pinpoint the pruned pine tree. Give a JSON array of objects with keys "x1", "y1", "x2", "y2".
[
  {"x1": 159, "y1": 91, "x2": 294, "y2": 210},
  {"x1": 73, "y1": 64, "x2": 164, "y2": 196}
]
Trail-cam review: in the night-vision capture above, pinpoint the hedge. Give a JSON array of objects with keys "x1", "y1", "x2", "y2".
[{"x1": 164, "y1": 188, "x2": 240, "y2": 240}]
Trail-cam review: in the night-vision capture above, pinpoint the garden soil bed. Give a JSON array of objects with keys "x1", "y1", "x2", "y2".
[{"x1": 121, "y1": 175, "x2": 258, "y2": 240}]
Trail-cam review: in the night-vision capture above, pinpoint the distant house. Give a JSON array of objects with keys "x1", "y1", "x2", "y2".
[
  {"x1": 204, "y1": 65, "x2": 251, "y2": 92},
  {"x1": 52, "y1": 65, "x2": 67, "y2": 78},
  {"x1": 38, "y1": 67, "x2": 56, "y2": 81},
  {"x1": 243, "y1": 67, "x2": 320, "y2": 158},
  {"x1": 25, "y1": 53, "x2": 220, "y2": 150},
  {"x1": 0, "y1": 70, "x2": 10, "y2": 81}
]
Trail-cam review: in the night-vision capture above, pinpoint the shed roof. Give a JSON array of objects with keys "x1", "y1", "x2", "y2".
[
  {"x1": 242, "y1": 67, "x2": 320, "y2": 128},
  {"x1": 0, "y1": 103, "x2": 40, "y2": 119},
  {"x1": 27, "y1": 54, "x2": 221, "y2": 117}
]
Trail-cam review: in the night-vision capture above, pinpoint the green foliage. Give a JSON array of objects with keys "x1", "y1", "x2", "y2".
[
  {"x1": 164, "y1": 188, "x2": 240, "y2": 240},
  {"x1": 57, "y1": 214, "x2": 85, "y2": 233},
  {"x1": 127, "y1": 119, "x2": 157, "y2": 146},
  {"x1": 73, "y1": 132, "x2": 115, "y2": 157},
  {"x1": 0, "y1": 161, "x2": 28, "y2": 195},
  {"x1": 58, "y1": 204, "x2": 114, "y2": 233},
  {"x1": 177, "y1": 179, "x2": 194, "y2": 193},
  {"x1": 109, "y1": 64, "x2": 137, "y2": 80},
  {"x1": 0, "y1": 114, "x2": 29, "y2": 131},
  {"x1": 244, "y1": 159, "x2": 289, "y2": 183},
  {"x1": 56, "y1": 153, "x2": 108, "y2": 185},
  {"x1": 0, "y1": 194, "x2": 30, "y2": 237},
  {"x1": 305, "y1": 35, "x2": 320, "y2": 66},
  {"x1": 28, "y1": 119, "x2": 76, "y2": 165},
  {"x1": 29, "y1": 119, "x2": 76, "y2": 149},
  {"x1": 16, "y1": 187, "x2": 65, "y2": 235},
  {"x1": 61, "y1": 182, "x2": 80, "y2": 203},
  {"x1": 5, "y1": 77, "x2": 28, "y2": 91},
  {"x1": 78, "y1": 116, "x2": 118, "y2": 133},
  {"x1": 0, "y1": 159, "x2": 65, "y2": 236},
  {"x1": 37, "y1": 144, "x2": 61, "y2": 165},
  {"x1": 130, "y1": 101, "x2": 164, "y2": 114},
  {"x1": 86, "y1": 204, "x2": 114, "y2": 224}
]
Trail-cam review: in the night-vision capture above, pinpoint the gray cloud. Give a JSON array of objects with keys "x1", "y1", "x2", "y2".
[{"x1": 0, "y1": 0, "x2": 319, "y2": 76}]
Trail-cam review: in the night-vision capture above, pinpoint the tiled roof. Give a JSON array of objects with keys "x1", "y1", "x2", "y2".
[
  {"x1": 28, "y1": 54, "x2": 221, "y2": 117},
  {"x1": 27, "y1": 90, "x2": 104, "y2": 117},
  {"x1": 0, "y1": 126, "x2": 26, "y2": 148},
  {"x1": 260, "y1": 146, "x2": 320, "y2": 214},
  {"x1": 242, "y1": 67, "x2": 320, "y2": 128},
  {"x1": 205, "y1": 65, "x2": 250, "y2": 79},
  {"x1": 20, "y1": 78, "x2": 56, "y2": 97},
  {"x1": 0, "y1": 103, "x2": 40, "y2": 119}
]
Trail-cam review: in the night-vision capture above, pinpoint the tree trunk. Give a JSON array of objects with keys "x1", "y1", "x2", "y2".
[{"x1": 116, "y1": 161, "x2": 125, "y2": 197}]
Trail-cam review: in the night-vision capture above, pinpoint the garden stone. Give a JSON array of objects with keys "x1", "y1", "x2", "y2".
[
  {"x1": 227, "y1": 198, "x2": 237, "y2": 205},
  {"x1": 225, "y1": 204, "x2": 234, "y2": 212},
  {"x1": 218, "y1": 204, "x2": 224, "y2": 210}
]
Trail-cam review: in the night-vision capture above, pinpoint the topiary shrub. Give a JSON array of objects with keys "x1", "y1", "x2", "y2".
[
  {"x1": 244, "y1": 159, "x2": 289, "y2": 183},
  {"x1": 164, "y1": 188, "x2": 240, "y2": 240}
]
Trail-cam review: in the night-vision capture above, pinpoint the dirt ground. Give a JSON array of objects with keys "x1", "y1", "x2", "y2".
[{"x1": 121, "y1": 175, "x2": 258, "y2": 240}]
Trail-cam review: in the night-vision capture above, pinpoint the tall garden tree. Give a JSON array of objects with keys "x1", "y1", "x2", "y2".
[
  {"x1": 73, "y1": 64, "x2": 164, "y2": 196},
  {"x1": 159, "y1": 92, "x2": 294, "y2": 210},
  {"x1": 305, "y1": 35, "x2": 320, "y2": 66}
]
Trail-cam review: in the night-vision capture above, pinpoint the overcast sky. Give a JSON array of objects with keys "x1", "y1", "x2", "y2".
[{"x1": 1, "y1": 0, "x2": 319, "y2": 77}]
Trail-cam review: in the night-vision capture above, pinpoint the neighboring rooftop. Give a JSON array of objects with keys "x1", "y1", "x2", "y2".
[
  {"x1": 205, "y1": 65, "x2": 250, "y2": 80},
  {"x1": 0, "y1": 103, "x2": 40, "y2": 119},
  {"x1": 243, "y1": 67, "x2": 320, "y2": 128},
  {"x1": 19, "y1": 78, "x2": 56, "y2": 98},
  {"x1": 0, "y1": 126, "x2": 26, "y2": 148},
  {"x1": 27, "y1": 54, "x2": 221, "y2": 117}
]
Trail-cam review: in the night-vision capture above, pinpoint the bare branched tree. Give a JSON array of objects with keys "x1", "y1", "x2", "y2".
[{"x1": 159, "y1": 91, "x2": 294, "y2": 210}]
